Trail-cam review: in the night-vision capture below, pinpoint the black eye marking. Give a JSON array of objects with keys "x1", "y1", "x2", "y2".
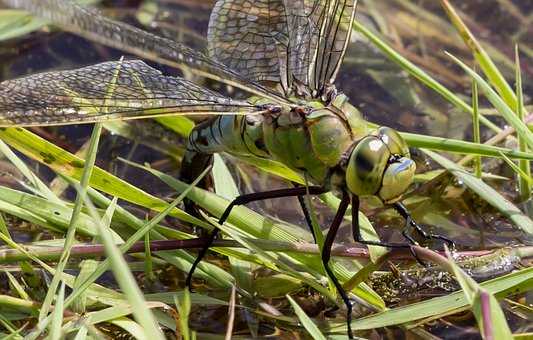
[
  {"x1": 355, "y1": 153, "x2": 374, "y2": 173},
  {"x1": 389, "y1": 154, "x2": 402, "y2": 163}
]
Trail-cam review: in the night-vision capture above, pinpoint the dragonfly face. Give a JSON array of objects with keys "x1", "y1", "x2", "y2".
[{"x1": 345, "y1": 127, "x2": 416, "y2": 203}]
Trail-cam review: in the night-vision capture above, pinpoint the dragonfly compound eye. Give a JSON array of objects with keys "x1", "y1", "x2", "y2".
[
  {"x1": 346, "y1": 134, "x2": 416, "y2": 203},
  {"x1": 374, "y1": 126, "x2": 410, "y2": 157},
  {"x1": 345, "y1": 136, "x2": 390, "y2": 197}
]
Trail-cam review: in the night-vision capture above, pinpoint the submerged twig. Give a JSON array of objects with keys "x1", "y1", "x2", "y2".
[{"x1": 1, "y1": 238, "x2": 530, "y2": 264}]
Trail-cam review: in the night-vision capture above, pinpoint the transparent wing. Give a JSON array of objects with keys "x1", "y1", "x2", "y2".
[
  {"x1": 207, "y1": 0, "x2": 290, "y2": 85},
  {"x1": 310, "y1": 0, "x2": 357, "y2": 93},
  {"x1": 0, "y1": 60, "x2": 267, "y2": 127},
  {"x1": 207, "y1": 0, "x2": 357, "y2": 97},
  {"x1": 2, "y1": 0, "x2": 289, "y2": 105},
  {"x1": 284, "y1": 0, "x2": 323, "y2": 90}
]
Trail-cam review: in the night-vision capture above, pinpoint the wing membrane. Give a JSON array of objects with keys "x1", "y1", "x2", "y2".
[
  {"x1": 311, "y1": 0, "x2": 357, "y2": 92},
  {"x1": 207, "y1": 0, "x2": 357, "y2": 97},
  {"x1": 0, "y1": 60, "x2": 264, "y2": 127},
  {"x1": 208, "y1": 0, "x2": 289, "y2": 85},
  {"x1": 2, "y1": 0, "x2": 289, "y2": 104}
]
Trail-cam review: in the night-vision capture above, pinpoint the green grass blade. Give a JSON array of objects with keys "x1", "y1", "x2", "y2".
[
  {"x1": 328, "y1": 266, "x2": 532, "y2": 333},
  {"x1": 515, "y1": 46, "x2": 531, "y2": 200},
  {"x1": 87, "y1": 197, "x2": 165, "y2": 340},
  {"x1": 400, "y1": 132, "x2": 533, "y2": 160},
  {"x1": 0, "y1": 10, "x2": 47, "y2": 41},
  {"x1": 81, "y1": 176, "x2": 234, "y2": 288},
  {"x1": 0, "y1": 127, "x2": 206, "y2": 228},
  {"x1": 202, "y1": 211, "x2": 335, "y2": 300},
  {"x1": 212, "y1": 155, "x2": 256, "y2": 298},
  {"x1": 352, "y1": 20, "x2": 501, "y2": 133},
  {"x1": 4, "y1": 271, "x2": 29, "y2": 300},
  {"x1": 499, "y1": 152, "x2": 533, "y2": 185},
  {"x1": 0, "y1": 140, "x2": 60, "y2": 203},
  {"x1": 48, "y1": 282, "x2": 65, "y2": 340},
  {"x1": 0, "y1": 213, "x2": 9, "y2": 238},
  {"x1": 108, "y1": 317, "x2": 148, "y2": 339},
  {"x1": 72, "y1": 259, "x2": 99, "y2": 314},
  {"x1": 440, "y1": 0, "x2": 516, "y2": 109},
  {"x1": 72, "y1": 326, "x2": 88, "y2": 340},
  {"x1": 447, "y1": 53, "x2": 533, "y2": 150},
  {"x1": 39, "y1": 122, "x2": 103, "y2": 322},
  {"x1": 0, "y1": 186, "x2": 98, "y2": 236},
  {"x1": 143, "y1": 233, "x2": 155, "y2": 282},
  {"x1": 61, "y1": 166, "x2": 215, "y2": 311},
  {"x1": 472, "y1": 79, "x2": 482, "y2": 178},
  {"x1": 174, "y1": 290, "x2": 191, "y2": 340},
  {"x1": 445, "y1": 250, "x2": 513, "y2": 340},
  {"x1": 287, "y1": 295, "x2": 327, "y2": 340},
  {"x1": 424, "y1": 149, "x2": 533, "y2": 234}
]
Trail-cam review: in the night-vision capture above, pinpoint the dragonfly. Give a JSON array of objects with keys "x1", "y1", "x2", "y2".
[{"x1": 0, "y1": 0, "x2": 455, "y2": 337}]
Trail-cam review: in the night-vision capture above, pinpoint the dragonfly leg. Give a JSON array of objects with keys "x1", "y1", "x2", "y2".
[
  {"x1": 322, "y1": 191, "x2": 354, "y2": 339},
  {"x1": 393, "y1": 202, "x2": 456, "y2": 250},
  {"x1": 297, "y1": 195, "x2": 317, "y2": 242},
  {"x1": 292, "y1": 182, "x2": 318, "y2": 243},
  {"x1": 185, "y1": 186, "x2": 328, "y2": 290},
  {"x1": 351, "y1": 195, "x2": 411, "y2": 249}
]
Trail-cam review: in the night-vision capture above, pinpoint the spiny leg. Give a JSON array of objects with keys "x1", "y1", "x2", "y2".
[
  {"x1": 185, "y1": 186, "x2": 328, "y2": 290},
  {"x1": 351, "y1": 195, "x2": 412, "y2": 249},
  {"x1": 393, "y1": 202, "x2": 456, "y2": 249},
  {"x1": 322, "y1": 191, "x2": 354, "y2": 339},
  {"x1": 293, "y1": 182, "x2": 318, "y2": 243}
]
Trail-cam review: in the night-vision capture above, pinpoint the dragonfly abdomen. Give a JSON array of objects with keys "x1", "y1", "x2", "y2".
[{"x1": 187, "y1": 114, "x2": 269, "y2": 159}]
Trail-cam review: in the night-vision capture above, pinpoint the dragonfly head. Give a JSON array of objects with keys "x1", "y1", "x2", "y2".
[{"x1": 345, "y1": 127, "x2": 416, "y2": 203}]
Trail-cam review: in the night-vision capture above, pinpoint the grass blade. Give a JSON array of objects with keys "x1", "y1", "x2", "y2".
[
  {"x1": 472, "y1": 78, "x2": 482, "y2": 178},
  {"x1": 499, "y1": 152, "x2": 533, "y2": 186},
  {"x1": 514, "y1": 46, "x2": 531, "y2": 200},
  {"x1": 0, "y1": 127, "x2": 206, "y2": 227},
  {"x1": 445, "y1": 249, "x2": 513, "y2": 340},
  {"x1": 327, "y1": 266, "x2": 532, "y2": 333},
  {"x1": 61, "y1": 165, "x2": 214, "y2": 310},
  {"x1": 287, "y1": 295, "x2": 327, "y2": 340},
  {"x1": 447, "y1": 53, "x2": 533, "y2": 150},
  {"x1": 38, "y1": 122, "x2": 103, "y2": 322},
  {"x1": 225, "y1": 285, "x2": 236, "y2": 340},
  {"x1": 48, "y1": 282, "x2": 65, "y2": 340},
  {"x1": 400, "y1": 130, "x2": 532, "y2": 161},
  {"x1": 440, "y1": 0, "x2": 516, "y2": 109},
  {"x1": 0, "y1": 140, "x2": 60, "y2": 203},
  {"x1": 87, "y1": 197, "x2": 165, "y2": 340},
  {"x1": 352, "y1": 20, "x2": 501, "y2": 133},
  {"x1": 174, "y1": 289, "x2": 191, "y2": 340},
  {"x1": 424, "y1": 149, "x2": 533, "y2": 234}
]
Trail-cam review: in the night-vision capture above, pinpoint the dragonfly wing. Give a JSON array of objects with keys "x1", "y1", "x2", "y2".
[
  {"x1": 280, "y1": 0, "x2": 332, "y2": 93},
  {"x1": 309, "y1": 0, "x2": 357, "y2": 93},
  {"x1": 208, "y1": 0, "x2": 290, "y2": 87},
  {"x1": 0, "y1": 60, "x2": 265, "y2": 127},
  {"x1": 207, "y1": 0, "x2": 357, "y2": 97},
  {"x1": 2, "y1": 0, "x2": 289, "y2": 105}
]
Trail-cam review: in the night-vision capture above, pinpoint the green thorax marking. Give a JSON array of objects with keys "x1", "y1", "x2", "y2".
[{"x1": 255, "y1": 94, "x2": 369, "y2": 184}]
